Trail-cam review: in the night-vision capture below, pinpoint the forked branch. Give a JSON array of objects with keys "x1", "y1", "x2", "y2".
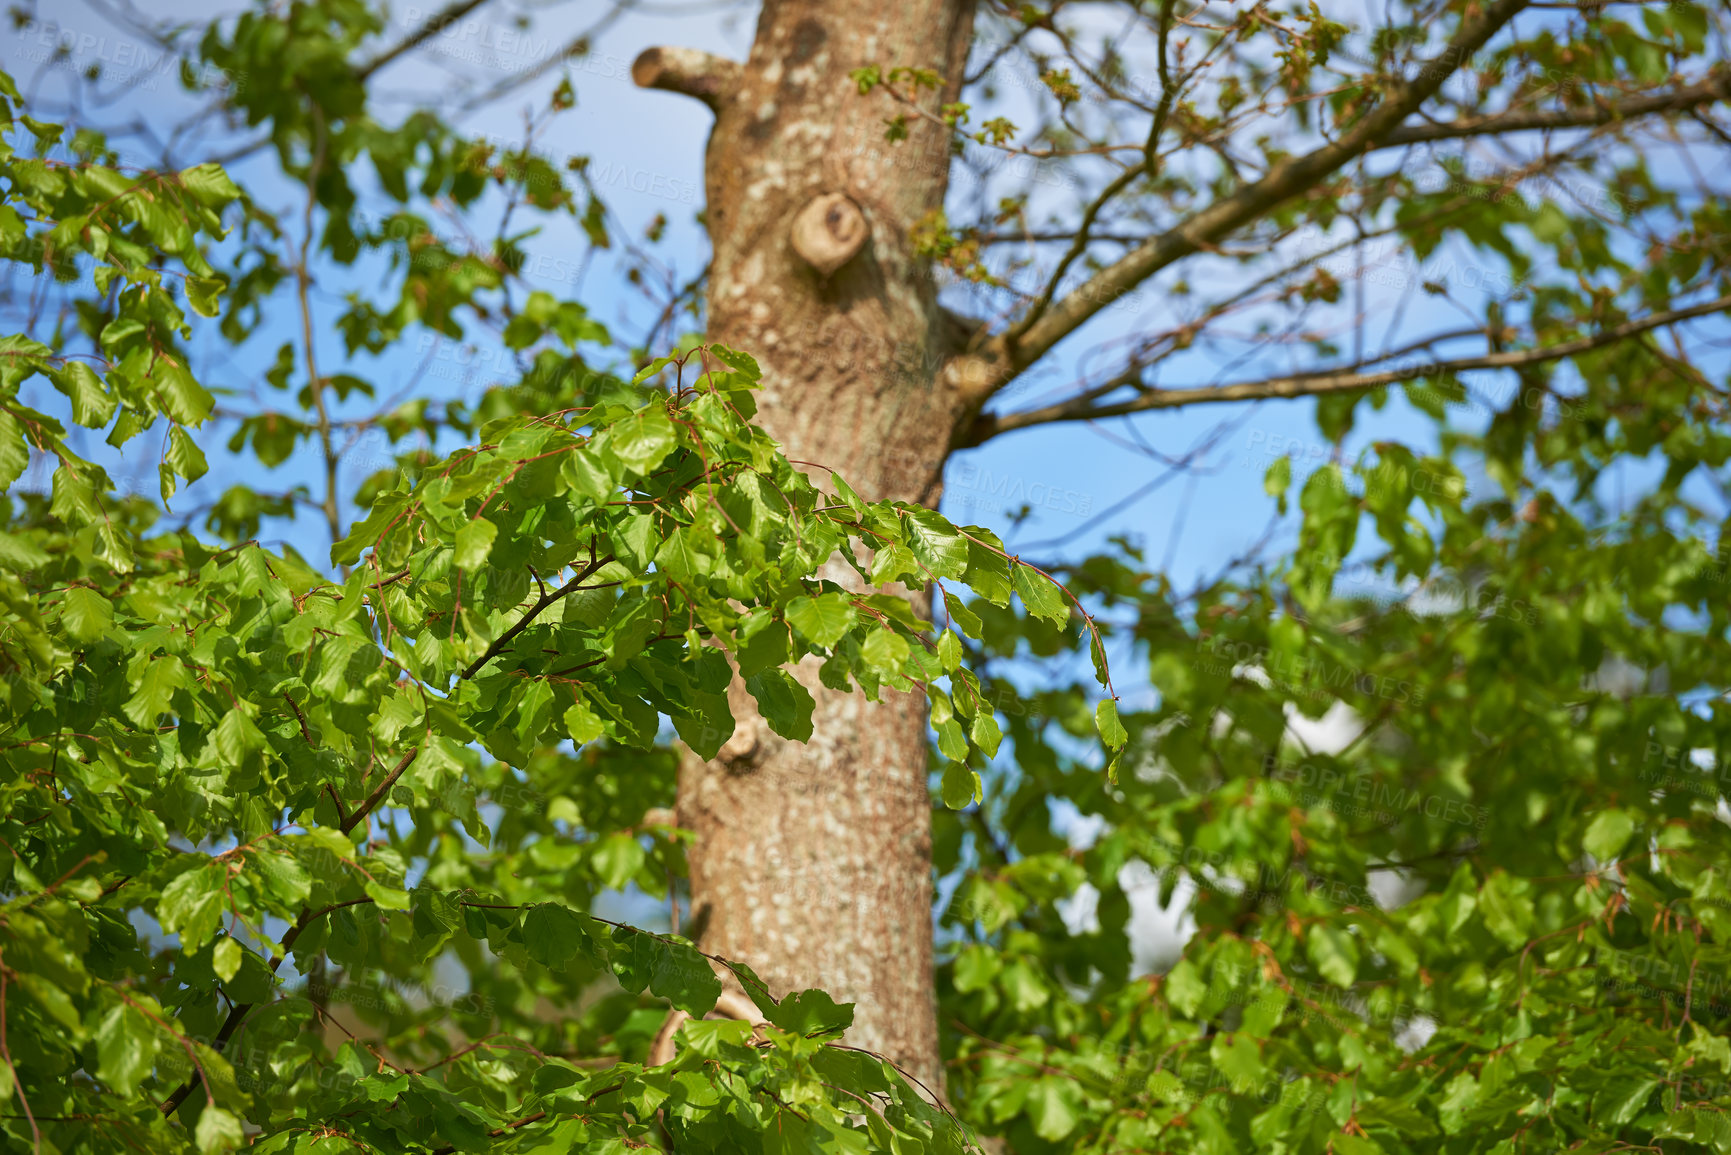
[{"x1": 967, "y1": 0, "x2": 1529, "y2": 401}]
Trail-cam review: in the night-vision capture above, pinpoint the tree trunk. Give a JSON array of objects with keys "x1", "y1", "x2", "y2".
[{"x1": 642, "y1": 0, "x2": 978, "y2": 1089}]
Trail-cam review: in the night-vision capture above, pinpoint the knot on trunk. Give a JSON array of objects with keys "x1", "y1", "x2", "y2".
[
  {"x1": 718, "y1": 718, "x2": 761, "y2": 770},
  {"x1": 790, "y1": 192, "x2": 868, "y2": 276}
]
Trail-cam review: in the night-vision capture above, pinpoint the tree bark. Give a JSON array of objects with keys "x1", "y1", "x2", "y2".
[{"x1": 641, "y1": 0, "x2": 978, "y2": 1089}]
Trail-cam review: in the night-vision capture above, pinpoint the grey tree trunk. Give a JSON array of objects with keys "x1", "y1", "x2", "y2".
[{"x1": 638, "y1": 0, "x2": 979, "y2": 1088}]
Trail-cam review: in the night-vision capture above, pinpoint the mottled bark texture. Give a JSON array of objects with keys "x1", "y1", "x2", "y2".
[{"x1": 636, "y1": 0, "x2": 978, "y2": 1088}]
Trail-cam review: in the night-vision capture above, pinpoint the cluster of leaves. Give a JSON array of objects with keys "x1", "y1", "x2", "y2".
[
  {"x1": 0, "y1": 79, "x2": 1129, "y2": 1153},
  {"x1": 0, "y1": 71, "x2": 244, "y2": 567},
  {"x1": 932, "y1": 366, "x2": 1731, "y2": 1151}
]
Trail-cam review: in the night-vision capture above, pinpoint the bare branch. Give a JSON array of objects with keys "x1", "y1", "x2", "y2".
[
  {"x1": 1375, "y1": 70, "x2": 1731, "y2": 148},
  {"x1": 631, "y1": 46, "x2": 744, "y2": 113},
  {"x1": 355, "y1": 0, "x2": 491, "y2": 81},
  {"x1": 965, "y1": 295, "x2": 1731, "y2": 443},
  {"x1": 964, "y1": 0, "x2": 1532, "y2": 402}
]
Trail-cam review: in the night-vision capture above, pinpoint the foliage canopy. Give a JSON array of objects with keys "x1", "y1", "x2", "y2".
[{"x1": 0, "y1": 0, "x2": 1729, "y2": 1153}]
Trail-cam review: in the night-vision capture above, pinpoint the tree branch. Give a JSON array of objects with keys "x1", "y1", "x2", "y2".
[
  {"x1": 355, "y1": 0, "x2": 492, "y2": 81},
  {"x1": 1375, "y1": 69, "x2": 1731, "y2": 148},
  {"x1": 157, "y1": 898, "x2": 378, "y2": 1115},
  {"x1": 631, "y1": 46, "x2": 744, "y2": 112},
  {"x1": 159, "y1": 742, "x2": 425, "y2": 1114},
  {"x1": 964, "y1": 0, "x2": 1532, "y2": 402},
  {"x1": 458, "y1": 554, "x2": 615, "y2": 681},
  {"x1": 341, "y1": 746, "x2": 420, "y2": 836},
  {"x1": 965, "y1": 295, "x2": 1731, "y2": 442}
]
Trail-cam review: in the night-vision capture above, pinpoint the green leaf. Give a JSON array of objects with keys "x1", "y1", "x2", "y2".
[
  {"x1": 153, "y1": 358, "x2": 214, "y2": 425},
  {"x1": 94, "y1": 1003, "x2": 159, "y2": 1097},
  {"x1": 1477, "y1": 872, "x2": 1533, "y2": 948},
  {"x1": 761, "y1": 988, "x2": 854, "y2": 1037},
  {"x1": 1265, "y1": 454, "x2": 1292, "y2": 513},
  {"x1": 1096, "y1": 699, "x2": 1127, "y2": 749},
  {"x1": 1333, "y1": 1134, "x2": 1386, "y2": 1155},
  {"x1": 609, "y1": 404, "x2": 678, "y2": 475},
  {"x1": 454, "y1": 518, "x2": 498, "y2": 571},
  {"x1": 159, "y1": 865, "x2": 225, "y2": 953},
  {"x1": 1583, "y1": 809, "x2": 1635, "y2": 863},
  {"x1": 707, "y1": 344, "x2": 761, "y2": 380},
  {"x1": 964, "y1": 535, "x2": 1012, "y2": 606},
  {"x1": 903, "y1": 509, "x2": 968, "y2": 578},
  {"x1": 195, "y1": 1106, "x2": 245, "y2": 1153},
  {"x1": 125, "y1": 658, "x2": 185, "y2": 728},
  {"x1": 178, "y1": 163, "x2": 243, "y2": 207},
  {"x1": 745, "y1": 669, "x2": 815, "y2": 741},
  {"x1": 936, "y1": 718, "x2": 968, "y2": 761},
  {"x1": 522, "y1": 903, "x2": 599, "y2": 972},
  {"x1": 786, "y1": 592, "x2": 857, "y2": 648},
  {"x1": 166, "y1": 426, "x2": 209, "y2": 487},
  {"x1": 364, "y1": 881, "x2": 412, "y2": 911},
  {"x1": 1307, "y1": 922, "x2": 1360, "y2": 987},
  {"x1": 59, "y1": 586, "x2": 112, "y2": 643},
  {"x1": 936, "y1": 629, "x2": 963, "y2": 672},
  {"x1": 1594, "y1": 1079, "x2": 1657, "y2": 1127},
  {"x1": 564, "y1": 698, "x2": 606, "y2": 744},
  {"x1": 591, "y1": 832, "x2": 646, "y2": 889},
  {"x1": 0, "y1": 531, "x2": 50, "y2": 571},
  {"x1": 1013, "y1": 563, "x2": 1069, "y2": 627},
  {"x1": 212, "y1": 937, "x2": 243, "y2": 983},
  {"x1": 210, "y1": 708, "x2": 266, "y2": 764},
  {"x1": 51, "y1": 361, "x2": 117, "y2": 427},
  {"x1": 970, "y1": 710, "x2": 1001, "y2": 758},
  {"x1": 0, "y1": 409, "x2": 28, "y2": 491},
  {"x1": 185, "y1": 276, "x2": 225, "y2": 318},
  {"x1": 1026, "y1": 1076, "x2": 1082, "y2": 1141},
  {"x1": 861, "y1": 627, "x2": 911, "y2": 677},
  {"x1": 941, "y1": 762, "x2": 982, "y2": 810}
]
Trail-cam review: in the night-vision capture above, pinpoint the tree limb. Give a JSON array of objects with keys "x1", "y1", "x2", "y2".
[
  {"x1": 158, "y1": 898, "x2": 379, "y2": 1115},
  {"x1": 964, "y1": 294, "x2": 1731, "y2": 442},
  {"x1": 355, "y1": 0, "x2": 492, "y2": 81},
  {"x1": 1376, "y1": 69, "x2": 1731, "y2": 148},
  {"x1": 458, "y1": 553, "x2": 615, "y2": 680},
  {"x1": 963, "y1": 0, "x2": 1532, "y2": 403},
  {"x1": 631, "y1": 46, "x2": 744, "y2": 112},
  {"x1": 342, "y1": 747, "x2": 421, "y2": 835}
]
